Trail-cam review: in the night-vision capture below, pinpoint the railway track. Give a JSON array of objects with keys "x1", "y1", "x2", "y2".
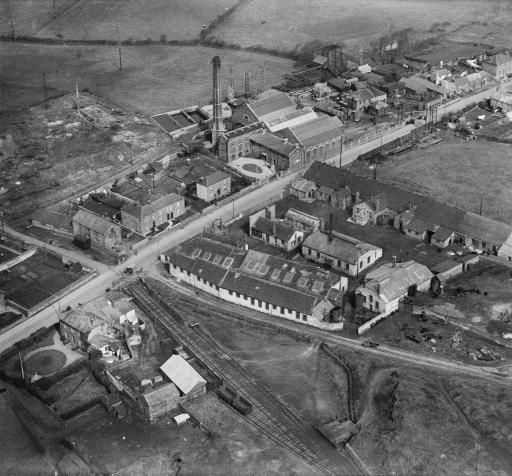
[{"x1": 127, "y1": 284, "x2": 361, "y2": 476}]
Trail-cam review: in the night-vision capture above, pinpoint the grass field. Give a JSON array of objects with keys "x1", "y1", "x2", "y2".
[
  {"x1": 351, "y1": 137, "x2": 512, "y2": 223},
  {"x1": 210, "y1": 0, "x2": 507, "y2": 54},
  {"x1": 0, "y1": 43, "x2": 295, "y2": 115},
  {"x1": 35, "y1": 0, "x2": 238, "y2": 41},
  {"x1": 0, "y1": 0, "x2": 78, "y2": 37}
]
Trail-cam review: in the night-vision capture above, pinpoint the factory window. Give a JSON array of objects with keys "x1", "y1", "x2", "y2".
[
  {"x1": 308, "y1": 248, "x2": 312, "y2": 255},
  {"x1": 369, "y1": 295, "x2": 373, "y2": 302},
  {"x1": 337, "y1": 260, "x2": 341, "y2": 267},
  {"x1": 316, "y1": 251, "x2": 320, "y2": 258},
  {"x1": 295, "y1": 311, "x2": 299, "y2": 319},
  {"x1": 359, "y1": 261, "x2": 363, "y2": 269},
  {"x1": 265, "y1": 302, "x2": 269, "y2": 310},
  {"x1": 375, "y1": 301, "x2": 379, "y2": 310},
  {"x1": 259, "y1": 301, "x2": 263, "y2": 308},
  {"x1": 228, "y1": 290, "x2": 233, "y2": 295},
  {"x1": 345, "y1": 263, "x2": 349, "y2": 270},
  {"x1": 236, "y1": 292, "x2": 240, "y2": 298},
  {"x1": 251, "y1": 297, "x2": 255, "y2": 305},
  {"x1": 302, "y1": 315, "x2": 307, "y2": 321},
  {"x1": 367, "y1": 256, "x2": 371, "y2": 264}
]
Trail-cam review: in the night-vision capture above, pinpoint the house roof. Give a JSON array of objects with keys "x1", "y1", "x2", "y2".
[
  {"x1": 250, "y1": 133, "x2": 297, "y2": 156},
  {"x1": 358, "y1": 64, "x2": 372, "y2": 74},
  {"x1": 499, "y1": 232, "x2": 512, "y2": 257},
  {"x1": 327, "y1": 77, "x2": 350, "y2": 91},
  {"x1": 140, "y1": 383, "x2": 180, "y2": 408},
  {"x1": 360, "y1": 261, "x2": 433, "y2": 303},
  {"x1": 303, "y1": 230, "x2": 381, "y2": 265},
  {"x1": 484, "y1": 53, "x2": 512, "y2": 66},
  {"x1": 405, "y1": 216, "x2": 432, "y2": 234},
  {"x1": 291, "y1": 177, "x2": 317, "y2": 193},
  {"x1": 303, "y1": 162, "x2": 512, "y2": 246},
  {"x1": 247, "y1": 93, "x2": 296, "y2": 121},
  {"x1": 122, "y1": 193, "x2": 183, "y2": 219},
  {"x1": 72, "y1": 209, "x2": 118, "y2": 235},
  {"x1": 432, "y1": 226, "x2": 454, "y2": 242},
  {"x1": 283, "y1": 115, "x2": 342, "y2": 149},
  {"x1": 252, "y1": 217, "x2": 296, "y2": 242},
  {"x1": 316, "y1": 185, "x2": 335, "y2": 196},
  {"x1": 200, "y1": 171, "x2": 230, "y2": 187},
  {"x1": 61, "y1": 310, "x2": 104, "y2": 334},
  {"x1": 31, "y1": 209, "x2": 71, "y2": 230},
  {"x1": 285, "y1": 208, "x2": 320, "y2": 228},
  {"x1": 80, "y1": 198, "x2": 119, "y2": 219},
  {"x1": 265, "y1": 107, "x2": 318, "y2": 133},
  {"x1": 399, "y1": 75, "x2": 448, "y2": 95},
  {"x1": 160, "y1": 354, "x2": 206, "y2": 395}
]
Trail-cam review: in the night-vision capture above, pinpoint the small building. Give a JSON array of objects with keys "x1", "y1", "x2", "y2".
[
  {"x1": 31, "y1": 209, "x2": 72, "y2": 235},
  {"x1": 232, "y1": 92, "x2": 297, "y2": 126},
  {"x1": 139, "y1": 383, "x2": 180, "y2": 422},
  {"x1": 430, "y1": 260, "x2": 463, "y2": 283},
  {"x1": 160, "y1": 354, "x2": 207, "y2": 397},
  {"x1": 217, "y1": 122, "x2": 265, "y2": 162},
  {"x1": 356, "y1": 261, "x2": 434, "y2": 316},
  {"x1": 318, "y1": 419, "x2": 359, "y2": 447},
  {"x1": 72, "y1": 209, "x2": 122, "y2": 249},
  {"x1": 250, "y1": 216, "x2": 304, "y2": 252},
  {"x1": 121, "y1": 193, "x2": 185, "y2": 235},
  {"x1": 456, "y1": 253, "x2": 480, "y2": 272},
  {"x1": 284, "y1": 208, "x2": 321, "y2": 232},
  {"x1": 352, "y1": 194, "x2": 397, "y2": 226},
  {"x1": 431, "y1": 226, "x2": 455, "y2": 249},
  {"x1": 250, "y1": 133, "x2": 305, "y2": 172},
  {"x1": 490, "y1": 89, "x2": 512, "y2": 113},
  {"x1": 60, "y1": 310, "x2": 106, "y2": 351},
  {"x1": 302, "y1": 230, "x2": 382, "y2": 276},
  {"x1": 196, "y1": 171, "x2": 231, "y2": 203},
  {"x1": 481, "y1": 53, "x2": 512, "y2": 80},
  {"x1": 290, "y1": 177, "x2": 317, "y2": 200}
]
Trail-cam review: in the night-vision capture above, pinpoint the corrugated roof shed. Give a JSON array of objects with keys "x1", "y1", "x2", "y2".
[
  {"x1": 247, "y1": 93, "x2": 296, "y2": 120},
  {"x1": 284, "y1": 115, "x2": 342, "y2": 149},
  {"x1": 303, "y1": 231, "x2": 381, "y2": 265},
  {"x1": 72, "y1": 209, "x2": 117, "y2": 234},
  {"x1": 160, "y1": 355, "x2": 206, "y2": 395}
]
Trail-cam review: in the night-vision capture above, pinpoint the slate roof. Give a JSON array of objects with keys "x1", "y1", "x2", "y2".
[
  {"x1": 252, "y1": 217, "x2": 296, "y2": 242},
  {"x1": 405, "y1": 216, "x2": 432, "y2": 234},
  {"x1": 303, "y1": 162, "x2": 512, "y2": 246},
  {"x1": 303, "y1": 231, "x2": 381, "y2": 265},
  {"x1": 31, "y1": 209, "x2": 71, "y2": 230},
  {"x1": 431, "y1": 260, "x2": 461, "y2": 274},
  {"x1": 61, "y1": 310, "x2": 104, "y2": 334},
  {"x1": 250, "y1": 133, "x2": 297, "y2": 156},
  {"x1": 484, "y1": 53, "x2": 512, "y2": 66},
  {"x1": 122, "y1": 193, "x2": 183, "y2": 219},
  {"x1": 399, "y1": 75, "x2": 448, "y2": 95},
  {"x1": 360, "y1": 261, "x2": 433, "y2": 304},
  {"x1": 432, "y1": 226, "x2": 454, "y2": 242},
  {"x1": 72, "y1": 209, "x2": 118, "y2": 235},
  {"x1": 200, "y1": 171, "x2": 230, "y2": 187}
]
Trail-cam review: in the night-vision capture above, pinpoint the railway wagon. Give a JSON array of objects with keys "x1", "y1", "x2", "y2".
[
  {"x1": 232, "y1": 396, "x2": 253, "y2": 416},
  {"x1": 217, "y1": 386, "x2": 237, "y2": 405}
]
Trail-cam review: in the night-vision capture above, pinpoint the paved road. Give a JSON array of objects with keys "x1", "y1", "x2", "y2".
[{"x1": 0, "y1": 171, "x2": 301, "y2": 352}]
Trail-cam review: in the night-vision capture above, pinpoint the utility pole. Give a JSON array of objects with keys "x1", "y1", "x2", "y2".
[
  {"x1": 338, "y1": 134, "x2": 343, "y2": 168},
  {"x1": 114, "y1": 23, "x2": 122, "y2": 70},
  {"x1": 0, "y1": 210, "x2": 4, "y2": 234},
  {"x1": 52, "y1": 0, "x2": 57, "y2": 19},
  {"x1": 479, "y1": 194, "x2": 483, "y2": 215}
]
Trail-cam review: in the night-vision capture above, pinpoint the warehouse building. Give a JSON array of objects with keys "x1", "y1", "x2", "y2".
[{"x1": 163, "y1": 237, "x2": 347, "y2": 329}]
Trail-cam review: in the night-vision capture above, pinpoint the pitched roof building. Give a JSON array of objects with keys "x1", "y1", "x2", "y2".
[
  {"x1": 72, "y1": 209, "x2": 121, "y2": 249},
  {"x1": 164, "y1": 237, "x2": 347, "y2": 329},
  {"x1": 160, "y1": 354, "x2": 207, "y2": 395},
  {"x1": 357, "y1": 261, "x2": 433, "y2": 315}
]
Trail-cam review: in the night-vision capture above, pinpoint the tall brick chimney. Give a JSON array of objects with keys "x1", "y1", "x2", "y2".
[{"x1": 211, "y1": 56, "x2": 225, "y2": 147}]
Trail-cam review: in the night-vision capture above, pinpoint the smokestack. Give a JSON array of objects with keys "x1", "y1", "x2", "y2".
[
  {"x1": 244, "y1": 72, "x2": 250, "y2": 98},
  {"x1": 211, "y1": 56, "x2": 225, "y2": 147},
  {"x1": 227, "y1": 66, "x2": 235, "y2": 102}
]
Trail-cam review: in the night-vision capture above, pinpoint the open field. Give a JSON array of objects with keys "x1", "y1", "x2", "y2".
[
  {"x1": 35, "y1": 0, "x2": 238, "y2": 42},
  {"x1": 350, "y1": 137, "x2": 512, "y2": 223},
  {"x1": 0, "y1": 0, "x2": 78, "y2": 37},
  {"x1": 0, "y1": 43, "x2": 295, "y2": 115},
  {"x1": 210, "y1": 0, "x2": 507, "y2": 54}
]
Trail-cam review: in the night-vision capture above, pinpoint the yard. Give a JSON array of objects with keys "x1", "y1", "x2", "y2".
[{"x1": 350, "y1": 136, "x2": 512, "y2": 223}]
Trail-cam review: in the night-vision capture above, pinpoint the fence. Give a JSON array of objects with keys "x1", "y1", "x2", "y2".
[{"x1": 357, "y1": 312, "x2": 387, "y2": 334}]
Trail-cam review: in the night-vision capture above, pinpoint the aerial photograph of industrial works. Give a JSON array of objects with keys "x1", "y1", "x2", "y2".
[{"x1": 4, "y1": 1, "x2": 512, "y2": 475}]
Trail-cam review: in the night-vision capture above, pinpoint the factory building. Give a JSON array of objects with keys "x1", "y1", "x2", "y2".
[{"x1": 217, "y1": 122, "x2": 265, "y2": 162}]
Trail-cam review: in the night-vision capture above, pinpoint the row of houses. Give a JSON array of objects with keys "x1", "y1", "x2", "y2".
[{"x1": 296, "y1": 162, "x2": 512, "y2": 259}]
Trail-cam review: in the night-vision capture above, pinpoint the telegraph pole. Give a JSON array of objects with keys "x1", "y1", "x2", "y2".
[
  {"x1": 52, "y1": 0, "x2": 57, "y2": 19},
  {"x1": 114, "y1": 23, "x2": 122, "y2": 70},
  {"x1": 0, "y1": 210, "x2": 4, "y2": 234}
]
